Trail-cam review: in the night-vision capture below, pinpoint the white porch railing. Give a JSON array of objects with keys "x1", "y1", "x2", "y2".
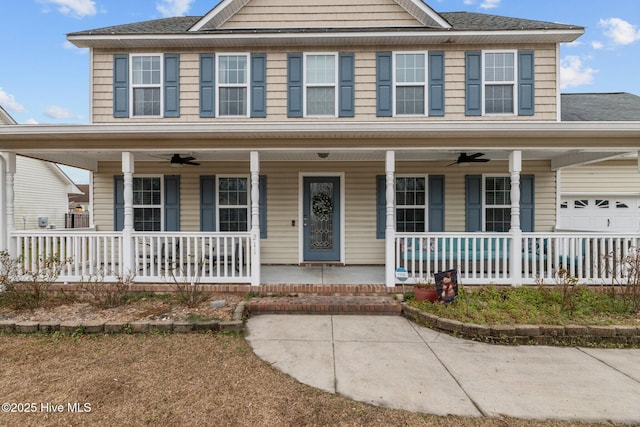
[
  {"x1": 133, "y1": 232, "x2": 253, "y2": 283},
  {"x1": 396, "y1": 232, "x2": 640, "y2": 285},
  {"x1": 11, "y1": 231, "x2": 255, "y2": 284},
  {"x1": 13, "y1": 230, "x2": 122, "y2": 281}
]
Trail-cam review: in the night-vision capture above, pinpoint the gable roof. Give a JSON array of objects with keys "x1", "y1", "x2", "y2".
[
  {"x1": 0, "y1": 105, "x2": 17, "y2": 125},
  {"x1": 68, "y1": 2, "x2": 584, "y2": 48},
  {"x1": 189, "y1": 0, "x2": 451, "y2": 31},
  {"x1": 561, "y1": 93, "x2": 640, "y2": 121}
]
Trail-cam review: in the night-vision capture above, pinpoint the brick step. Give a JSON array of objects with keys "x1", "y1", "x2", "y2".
[{"x1": 245, "y1": 295, "x2": 402, "y2": 316}]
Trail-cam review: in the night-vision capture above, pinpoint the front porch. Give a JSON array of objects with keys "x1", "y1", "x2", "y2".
[{"x1": 10, "y1": 229, "x2": 639, "y2": 286}]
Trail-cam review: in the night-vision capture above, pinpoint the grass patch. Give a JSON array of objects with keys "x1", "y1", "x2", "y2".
[{"x1": 407, "y1": 285, "x2": 639, "y2": 326}]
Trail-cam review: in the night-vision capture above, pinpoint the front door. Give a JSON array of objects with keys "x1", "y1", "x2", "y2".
[{"x1": 303, "y1": 176, "x2": 341, "y2": 262}]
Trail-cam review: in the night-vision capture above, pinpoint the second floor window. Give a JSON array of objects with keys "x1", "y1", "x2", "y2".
[
  {"x1": 484, "y1": 51, "x2": 515, "y2": 115},
  {"x1": 131, "y1": 55, "x2": 162, "y2": 117},
  {"x1": 305, "y1": 53, "x2": 337, "y2": 116},
  {"x1": 394, "y1": 53, "x2": 427, "y2": 116},
  {"x1": 218, "y1": 54, "x2": 249, "y2": 117}
]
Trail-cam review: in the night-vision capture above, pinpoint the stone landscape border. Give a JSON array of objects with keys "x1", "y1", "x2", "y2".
[
  {"x1": 402, "y1": 304, "x2": 640, "y2": 347},
  {"x1": 0, "y1": 301, "x2": 246, "y2": 335}
]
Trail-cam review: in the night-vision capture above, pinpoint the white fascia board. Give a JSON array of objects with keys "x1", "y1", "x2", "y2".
[
  {"x1": 189, "y1": 0, "x2": 246, "y2": 32},
  {"x1": 67, "y1": 28, "x2": 585, "y2": 49},
  {"x1": 395, "y1": 0, "x2": 451, "y2": 29},
  {"x1": 551, "y1": 151, "x2": 631, "y2": 170}
]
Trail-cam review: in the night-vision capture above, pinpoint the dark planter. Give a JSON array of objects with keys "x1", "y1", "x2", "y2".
[{"x1": 414, "y1": 286, "x2": 438, "y2": 303}]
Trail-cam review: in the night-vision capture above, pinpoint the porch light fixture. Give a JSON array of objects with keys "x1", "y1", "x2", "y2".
[{"x1": 317, "y1": 152, "x2": 329, "y2": 159}]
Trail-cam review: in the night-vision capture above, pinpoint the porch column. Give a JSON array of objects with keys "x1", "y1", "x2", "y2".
[
  {"x1": 385, "y1": 151, "x2": 396, "y2": 287},
  {"x1": 509, "y1": 150, "x2": 522, "y2": 286},
  {"x1": 4, "y1": 153, "x2": 16, "y2": 257},
  {"x1": 122, "y1": 152, "x2": 135, "y2": 275},
  {"x1": 250, "y1": 151, "x2": 261, "y2": 286}
]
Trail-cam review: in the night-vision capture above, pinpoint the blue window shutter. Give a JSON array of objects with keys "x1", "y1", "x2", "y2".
[
  {"x1": 251, "y1": 53, "x2": 267, "y2": 118},
  {"x1": 339, "y1": 52, "x2": 355, "y2": 117},
  {"x1": 200, "y1": 175, "x2": 216, "y2": 231},
  {"x1": 376, "y1": 52, "x2": 392, "y2": 117},
  {"x1": 113, "y1": 55, "x2": 129, "y2": 118},
  {"x1": 164, "y1": 54, "x2": 180, "y2": 118},
  {"x1": 518, "y1": 50, "x2": 535, "y2": 116},
  {"x1": 521, "y1": 174, "x2": 535, "y2": 232},
  {"x1": 428, "y1": 51, "x2": 445, "y2": 117},
  {"x1": 287, "y1": 53, "x2": 303, "y2": 118},
  {"x1": 114, "y1": 175, "x2": 124, "y2": 231},
  {"x1": 200, "y1": 54, "x2": 215, "y2": 118},
  {"x1": 465, "y1": 175, "x2": 482, "y2": 231},
  {"x1": 376, "y1": 175, "x2": 386, "y2": 239},
  {"x1": 259, "y1": 175, "x2": 267, "y2": 238},
  {"x1": 465, "y1": 51, "x2": 482, "y2": 116},
  {"x1": 164, "y1": 175, "x2": 180, "y2": 231},
  {"x1": 428, "y1": 175, "x2": 445, "y2": 232}
]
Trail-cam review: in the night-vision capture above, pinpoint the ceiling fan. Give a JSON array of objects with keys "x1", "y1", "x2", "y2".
[
  {"x1": 170, "y1": 153, "x2": 200, "y2": 166},
  {"x1": 448, "y1": 152, "x2": 490, "y2": 167}
]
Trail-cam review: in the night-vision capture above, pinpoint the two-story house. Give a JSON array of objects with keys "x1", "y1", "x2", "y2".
[{"x1": 1, "y1": 0, "x2": 639, "y2": 287}]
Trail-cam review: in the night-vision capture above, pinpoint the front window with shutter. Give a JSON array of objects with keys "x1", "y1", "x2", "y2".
[
  {"x1": 133, "y1": 176, "x2": 163, "y2": 231},
  {"x1": 483, "y1": 51, "x2": 516, "y2": 114},
  {"x1": 217, "y1": 54, "x2": 249, "y2": 117},
  {"x1": 131, "y1": 55, "x2": 162, "y2": 117},
  {"x1": 305, "y1": 54, "x2": 337, "y2": 116},
  {"x1": 485, "y1": 176, "x2": 511, "y2": 232},
  {"x1": 394, "y1": 53, "x2": 427, "y2": 116}
]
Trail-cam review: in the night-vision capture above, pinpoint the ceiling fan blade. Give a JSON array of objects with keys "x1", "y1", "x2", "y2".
[
  {"x1": 472, "y1": 158, "x2": 490, "y2": 163},
  {"x1": 446, "y1": 160, "x2": 459, "y2": 167},
  {"x1": 182, "y1": 156, "x2": 196, "y2": 162},
  {"x1": 185, "y1": 161, "x2": 200, "y2": 166},
  {"x1": 468, "y1": 152, "x2": 485, "y2": 160}
]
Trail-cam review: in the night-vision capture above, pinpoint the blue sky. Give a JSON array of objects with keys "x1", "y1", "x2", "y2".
[{"x1": 1, "y1": 0, "x2": 640, "y2": 183}]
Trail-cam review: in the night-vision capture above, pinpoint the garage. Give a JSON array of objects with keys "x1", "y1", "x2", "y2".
[{"x1": 557, "y1": 197, "x2": 640, "y2": 232}]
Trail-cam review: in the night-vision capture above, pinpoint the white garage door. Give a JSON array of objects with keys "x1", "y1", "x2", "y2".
[{"x1": 558, "y1": 197, "x2": 640, "y2": 232}]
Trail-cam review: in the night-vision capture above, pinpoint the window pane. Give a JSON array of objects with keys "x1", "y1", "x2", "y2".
[
  {"x1": 134, "y1": 208, "x2": 161, "y2": 231},
  {"x1": 132, "y1": 56, "x2": 160, "y2": 85},
  {"x1": 396, "y1": 208, "x2": 425, "y2": 233},
  {"x1": 219, "y1": 208, "x2": 248, "y2": 232},
  {"x1": 396, "y1": 86, "x2": 424, "y2": 115},
  {"x1": 133, "y1": 88, "x2": 161, "y2": 116},
  {"x1": 306, "y1": 55, "x2": 335, "y2": 84},
  {"x1": 219, "y1": 55, "x2": 247, "y2": 84},
  {"x1": 219, "y1": 87, "x2": 247, "y2": 116},
  {"x1": 485, "y1": 52, "x2": 514, "y2": 82},
  {"x1": 486, "y1": 208, "x2": 511, "y2": 232},
  {"x1": 307, "y1": 87, "x2": 335, "y2": 115},
  {"x1": 485, "y1": 85, "x2": 513, "y2": 114},
  {"x1": 396, "y1": 54, "x2": 425, "y2": 83}
]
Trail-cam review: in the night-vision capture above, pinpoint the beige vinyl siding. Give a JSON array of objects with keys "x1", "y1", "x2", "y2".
[
  {"x1": 218, "y1": 0, "x2": 422, "y2": 29},
  {"x1": 14, "y1": 157, "x2": 74, "y2": 230},
  {"x1": 560, "y1": 160, "x2": 640, "y2": 195},
  {"x1": 91, "y1": 44, "x2": 558, "y2": 123},
  {"x1": 93, "y1": 159, "x2": 555, "y2": 265}
]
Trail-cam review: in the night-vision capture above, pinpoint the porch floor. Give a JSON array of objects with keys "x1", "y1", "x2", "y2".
[{"x1": 261, "y1": 265, "x2": 385, "y2": 285}]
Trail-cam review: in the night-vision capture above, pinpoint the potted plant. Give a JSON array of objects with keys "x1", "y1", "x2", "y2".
[{"x1": 413, "y1": 277, "x2": 438, "y2": 303}]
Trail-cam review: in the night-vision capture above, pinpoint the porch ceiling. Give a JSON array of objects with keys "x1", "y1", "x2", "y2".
[{"x1": 1, "y1": 121, "x2": 639, "y2": 170}]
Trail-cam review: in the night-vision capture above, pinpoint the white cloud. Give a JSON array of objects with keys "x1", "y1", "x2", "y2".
[
  {"x1": 44, "y1": 105, "x2": 74, "y2": 120},
  {"x1": 156, "y1": 0, "x2": 195, "y2": 18},
  {"x1": 41, "y1": 0, "x2": 97, "y2": 18},
  {"x1": 462, "y1": 0, "x2": 501, "y2": 8},
  {"x1": 599, "y1": 18, "x2": 640, "y2": 45},
  {"x1": 24, "y1": 118, "x2": 39, "y2": 125},
  {"x1": 560, "y1": 56, "x2": 597, "y2": 90},
  {"x1": 0, "y1": 88, "x2": 26, "y2": 113},
  {"x1": 591, "y1": 41, "x2": 604, "y2": 50}
]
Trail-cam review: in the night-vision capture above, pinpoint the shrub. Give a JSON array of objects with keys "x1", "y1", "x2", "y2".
[{"x1": 80, "y1": 271, "x2": 134, "y2": 308}]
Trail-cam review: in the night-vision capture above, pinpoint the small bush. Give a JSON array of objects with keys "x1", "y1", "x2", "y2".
[
  {"x1": 169, "y1": 257, "x2": 206, "y2": 308},
  {"x1": 80, "y1": 271, "x2": 133, "y2": 309},
  {"x1": 2, "y1": 254, "x2": 68, "y2": 310}
]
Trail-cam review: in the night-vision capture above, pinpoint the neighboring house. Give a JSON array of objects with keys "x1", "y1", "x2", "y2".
[
  {"x1": 0, "y1": 106, "x2": 82, "y2": 230},
  {"x1": 558, "y1": 93, "x2": 640, "y2": 233},
  {"x1": 69, "y1": 184, "x2": 90, "y2": 212},
  {"x1": 0, "y1": 0, "x2": 639, "y2": 286}
]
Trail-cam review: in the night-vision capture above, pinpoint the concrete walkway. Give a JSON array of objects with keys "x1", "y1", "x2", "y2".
[{"x1": 246, "y1": 315, "x2": 640, "y2": 424}]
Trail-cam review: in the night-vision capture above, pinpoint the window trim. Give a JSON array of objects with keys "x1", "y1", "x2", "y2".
[
  {"x1": 216, "y1": 175, "x2": 251, "y2": 232},
  {"x1": 129, "y1": 53, "x2": 164, "y2": 118},
  {"x1": 392, "y1": 51, "x2": 428, "y2": 117},
  {"x1": 303, "y1": 52, "x2": 339, "y2": 118},
  {"x1": 215, "y1": 52, "x2": 251, "y2": 118},
  {"x1": 132, "y1": 175, "x2": 164, "y2": 232},
  {"x1": 482, "y1": 50, "x2": 518, "y2": 116},
  {"x1": 482, "y1": 174, "x2": 511, "y2": 232},
  {"x1": 395, "y1": 174, "x2": 429, "y2": 233}
]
